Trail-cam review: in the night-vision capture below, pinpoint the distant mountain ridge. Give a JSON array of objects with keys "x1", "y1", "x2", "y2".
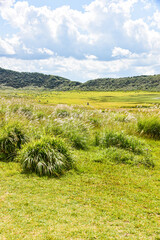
[{"x1": 0, "y1": 67, "x2": 160, "y2": 91}]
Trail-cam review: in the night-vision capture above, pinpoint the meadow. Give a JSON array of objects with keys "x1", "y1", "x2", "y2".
[{"x1": 0, "y1": 88, "x2": 160, "y2": 240}]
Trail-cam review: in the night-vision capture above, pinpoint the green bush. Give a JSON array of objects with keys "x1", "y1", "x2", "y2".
[
  {"x1": 138, "y1": 117, "x2": 160, "y2": 139},
  {"x1": 0, "y1": 124, "x2": 27, "y2": 161},
  {"x1": 19, "y1": 136, "x2": 73, "y2": 177},
  {"x1": 100, "y1": 131, "x2": 145, "y2": 154}
]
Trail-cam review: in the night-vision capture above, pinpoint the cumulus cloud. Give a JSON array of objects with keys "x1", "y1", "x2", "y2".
[
  {"x1": 0, "y1": 0, "x2": 160, "y2": 81},
  {"x1": 112, "y1": 47, "x2": 134, "y2": 58},
  {"x1": 0, "y1": 37, "x2": 15, "y2": 55},
  {"x1": 0, "y1": 0, "x2": 153, "y2": 60},
  {"x1": 151, "y1": 10, "x2": 160, "y2": 29},
  {"x1": 0, "y1": 50, "x2": 160, "y2": 82},
  {"x1": 0, "y1": 0, "x2": 15, "y2": 8}
]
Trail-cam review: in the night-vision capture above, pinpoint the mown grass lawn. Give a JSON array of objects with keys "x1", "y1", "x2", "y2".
[{"x1": 0, "y1": 89, "x2": 160, "y2": 239}]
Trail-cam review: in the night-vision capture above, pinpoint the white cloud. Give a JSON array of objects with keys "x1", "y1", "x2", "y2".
[
  {"x1": 0, "y1": 0, "x2": 15, "y2": 8},
  {"x1": 38, "y1": 48, "x2": 54, "y2": 56},
  {"x1": 0, "y1": 0, "x2": 142, "y2": 60},
  {"x1": 0, "y1": 37, "x2": 15, "y2": 55},
  {"x1": 85, "y1": 54, "x2": 98, "y2": 60},
  {"x1": 124, "y1": 18, "x2": 160, "y2": 51},
  {"x1": 112, "y1": 47, "x2": 133, "y2": 57},
  {"x1": 1, "y1": 50, "x2": 160, "y2": 82},
  {"x1": 151, "y1": 10, "x2": 160, "y2": 29},
  {"x1": 0, "y1": 0, "x2": 160, "y2": 80}
]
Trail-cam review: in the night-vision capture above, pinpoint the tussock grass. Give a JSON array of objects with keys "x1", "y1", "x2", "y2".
[
  {"x1": 0, "y1": 123, "x2": 27, "y2": 161},
  {"x1": 138, "y1": 116, "x2": 160, "y2": 139},
  {"x1": 114, "y1": 113, "x2": 128, "y2": 122},
  {"x1": 56, "y1": 108, "x2": 70, "y2": 118},
  {"x1": 46, "y1": 119, "x2": 90, "y2": 150},
  {"x1": 104, "y1": 147, "x2": 155, "y2": 168},
  {"x1": 18, "y1": 136, "x2": 73, "y2": 177},
  {"x1": 99, "y1": 130, "x2": 146, "y2": 154}
]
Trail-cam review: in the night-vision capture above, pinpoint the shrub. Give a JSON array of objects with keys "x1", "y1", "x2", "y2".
[
  {"x1": 0, "y1": 124, "x2": 27, "y2": 161},
  {"x1": 19, "y1": 136, "x2": 73, "y2": 177},
  {"x1": 100, "y1": 130, "x2": 145, "y2": 154},
  {"x1": 138, "y1": 117, "x2": 160, "y2": 139}
]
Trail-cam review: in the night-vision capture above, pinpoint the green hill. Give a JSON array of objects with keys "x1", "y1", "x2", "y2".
[
  {"x1": 0, "y1": 67, "x2": 160, "y2": 91},
  {"x1": 0, "y1": 67, "x2": 80, "y2": 90},
  {"x1": 80, "y1": 75, "x2": 160, "y2": 91}
]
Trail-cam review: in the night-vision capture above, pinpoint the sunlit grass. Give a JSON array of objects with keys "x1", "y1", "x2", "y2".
[
  {"x1": 1, "y1": 88, "x2": 160, "y2": 108},
  {"x1": 0, "y1": 89, "x2": 160, "y2": 239}
]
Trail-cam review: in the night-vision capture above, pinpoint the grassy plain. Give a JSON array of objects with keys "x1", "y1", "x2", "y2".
[
  {"x1": 0, "y1": 89, "x2": 160, "y2": 240},
  {"x1": 1, "y1": 88, "x2": 160, "y2": 108}
]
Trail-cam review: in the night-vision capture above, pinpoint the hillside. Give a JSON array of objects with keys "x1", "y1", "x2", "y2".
[
  {"x1": 0, "y1": 67, "x2": 160, "y2": 91},
  {"x1": 0, "y1": 67, "x2": 80, "y2": 90},
  {"x1": 81, "y1": 75, "x2": 160, "y2": 91}
]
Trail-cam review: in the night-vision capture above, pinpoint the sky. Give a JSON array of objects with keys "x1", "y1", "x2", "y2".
[{"x1": 0, "y1": 0, "x2": 160, "y2": 82}]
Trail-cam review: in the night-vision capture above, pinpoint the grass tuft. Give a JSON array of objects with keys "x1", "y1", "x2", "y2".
[
  {"x1": 99, "y1": 130, "x2": 145, "y2": 154},
  {"x1": 0, "y1": 123, "x2": 27, "y2": 161},
  {"x1": 104, "y1": 147, "x2": 155, "y2": 168},
  {"x1": 138, "y1": 116, "x2": 160, "y2": 139},
  {"x1": 18, "y1": 136, "x2": 73, "y2": 177}
]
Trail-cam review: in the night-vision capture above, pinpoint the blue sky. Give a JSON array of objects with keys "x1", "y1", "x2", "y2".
[
  {"x1": 0, "y1": 0, "x2": 160, "y2": 82},
  {"x1": 26, "y1": 0, "x2": 93, "y2": 11}
]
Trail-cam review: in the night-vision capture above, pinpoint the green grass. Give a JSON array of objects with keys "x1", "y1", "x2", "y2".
[
  {"x1": 0, "y1": 123, "x2": 28, "y2": 162},
  {"x1": 0, "y1": 152, "x2": 159, "y2": 239},
  {"x1": 138, "y1": 116, "x2": 160, "y2": 139},
  {"x1": 1, "y1": 88, "x2": 160, "y2": 108},
  {"x1": 99, "y1": 130, "x2": 146, "y2": 154},
  {"x1": 18, "y1": 136, "x2": 73, "y2": 177},
  {"x1": 0, "y1": 90, "x2": 160, "y2": 239}
]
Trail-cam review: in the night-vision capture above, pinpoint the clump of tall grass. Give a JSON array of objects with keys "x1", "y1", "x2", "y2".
[
  {"x1": 89, "y1": 117, "x2": 102, "y2": 128},
  {"x1": 114, "y1": 114, "x2": 128, "y2": 122},
  {"x1": 67, "y1": 130, "x2": 88, "y2": 150},
  {"x1": 54, "y1": 105, "x2": 73, "y2": 118},
  {"x1": 0, "y1": 123, "x2": 28, "y2": 161},
  {"x1": 138, "y1": 117, "x2": 160, "y2": 139},
  {"x1": 19, "y1": 136, "x2": 73, "y2": 177},
  {"x1": 36, "y1": 111, "x2": 46, "y2": 120},
  {"x1": 114, "y1": 113, "x2": 136, "y2": 123},
  {"x1": 20, "y1": 106, "x2": 33, "y2": 118},
  {"x1": 104, "y1": 147, "x2": 155, "y2": 168},
  {"x1": 46, "y1": 119, "x2": 90, "y2": 150},
  {"x1": 99, "y1": 130, "x2": 145, "y2": 154},
  {"x1": 56, "y1": 109, "x2": 70, "y2": 118}
]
